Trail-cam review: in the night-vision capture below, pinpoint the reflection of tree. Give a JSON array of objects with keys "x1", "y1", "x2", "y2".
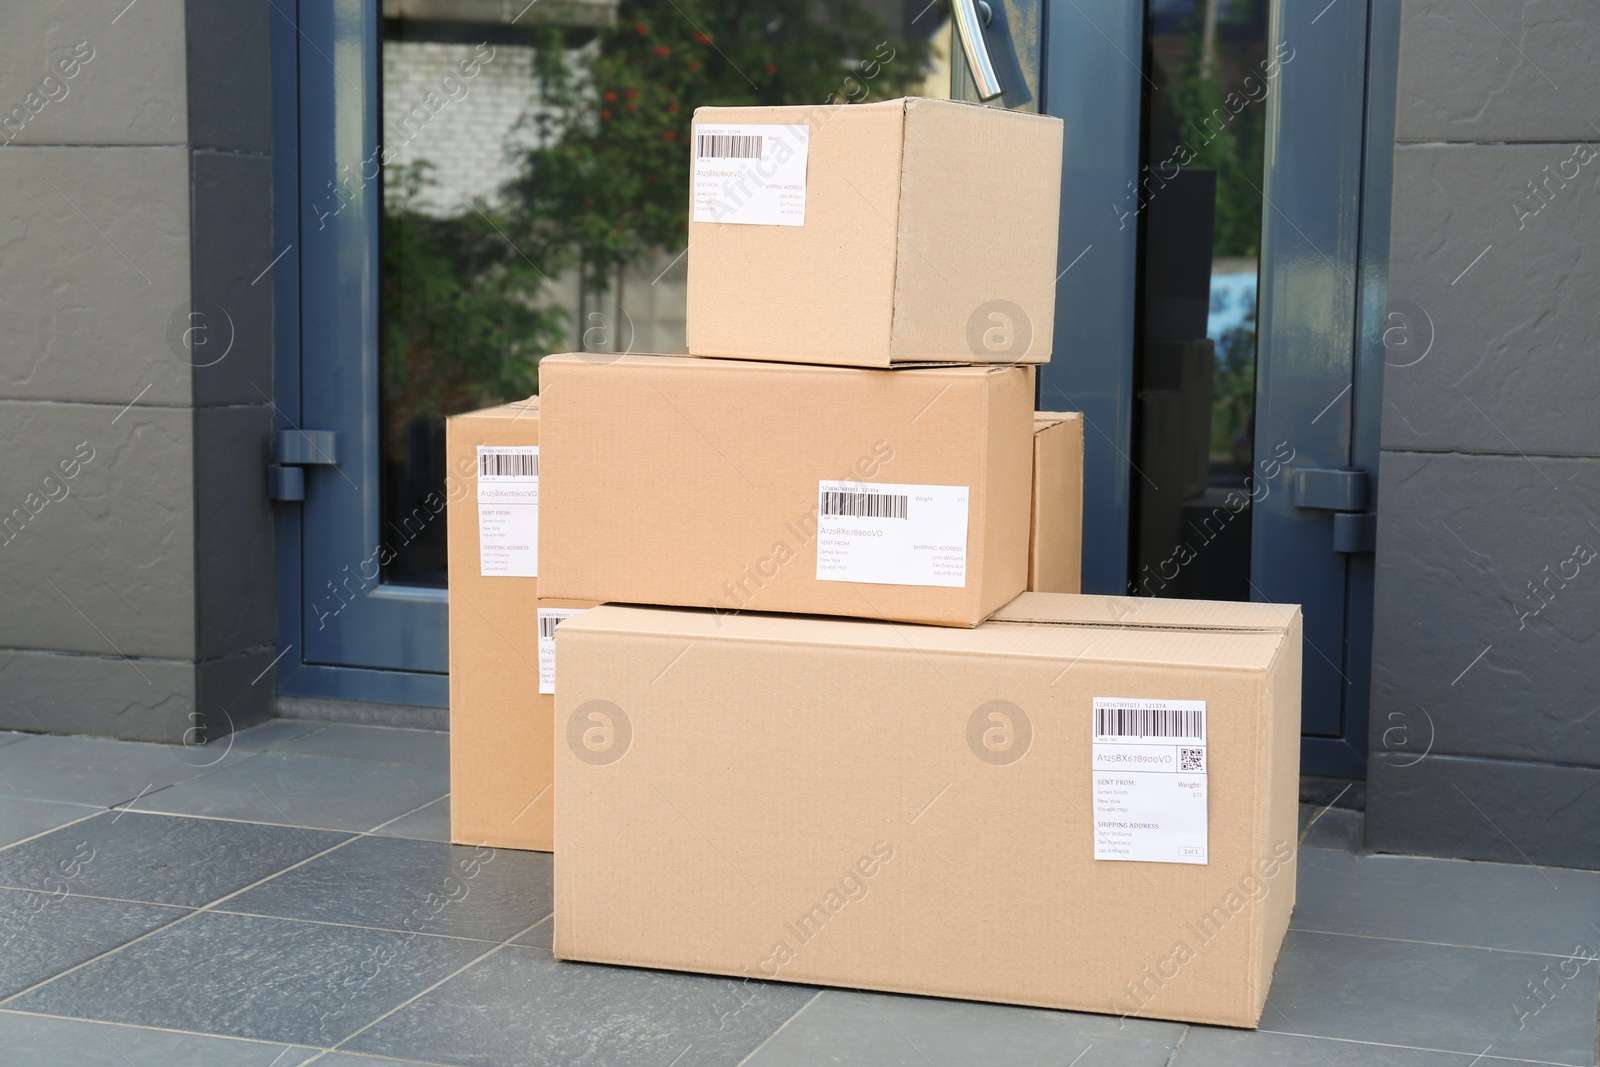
[
  {"x1": 507, "y1": 1, "x2": 928, "y2": 304},
  {"x1": 1212, "y1": 288, "x2": 1256, "y2": 461},
  {"x1": 1154, "y1": 1, "x2": 1266, "y2": 258},
  {"x1": 381, "y1": 162, "x2": 568, "y2": 461}
]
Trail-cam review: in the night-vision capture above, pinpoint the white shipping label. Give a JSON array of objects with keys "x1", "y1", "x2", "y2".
[
  {"x1": 1091, "y1": 698, "x2": 1208, "y2": 865},
  {"x1": 692, "y1": 123, "x2": 809, "y2": 227},
  {"x1": 536, "y1": 607, "x2": 585, "y2": 695},
  {"x1": 815, "y1": 482, "x2": 969, "y2": 588},
  {"x1": 477, "y1": 446, "x2": 538, "y2": 578}
]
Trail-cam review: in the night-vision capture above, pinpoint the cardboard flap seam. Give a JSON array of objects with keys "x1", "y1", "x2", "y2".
[
  {"x1": 885, "y1": 102, "x2": 911, "y2": 359},
  {"x1": 562, "y1": 623, "x2": 1277, "y2": 671},
  {"x1": 988, "y1": 618, "x2": 1291, "y2": 636}
]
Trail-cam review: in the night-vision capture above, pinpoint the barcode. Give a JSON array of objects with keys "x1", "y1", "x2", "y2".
[
  {"x1": 480, "y1": 452, "x2": 538, "y2": 478},
  {"x1": 821, "y1": 491, "x2": 908, "y2": 520},
  {"x1": 538, "y1": 615, "x2": 562, "y2": 640},
  {"x1": 698, "y1": 133, "x2": 763, "y2": 159},
  {"x1": 1095, "y1": 706, "x2": 1204, "y2": 740}
]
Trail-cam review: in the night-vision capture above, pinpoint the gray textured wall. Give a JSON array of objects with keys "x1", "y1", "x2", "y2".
[
  {"x1": 0, "y1": 2, "x2": 277, "y2": 743},
  {"x1": 1368, "y1": 0, "x2": 1600, "y2": 867}
]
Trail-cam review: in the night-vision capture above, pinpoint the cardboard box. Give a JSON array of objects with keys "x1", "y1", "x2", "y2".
[
  {"x1": 1030, "y1": 413, "x2": 1083, "y2": 593},
  {"x1": 687, "y1": 97, "x2": 1063, "y2": 368},
  {"x1": 554, "y1": 593, "x2": 1302, "y2": 1026},
  {"x1": 445, "y1": 399, "x2": 595, "y2": 852},
  {"x1": 538, "y1": 352, "x2": 1034, "y2": 628}
]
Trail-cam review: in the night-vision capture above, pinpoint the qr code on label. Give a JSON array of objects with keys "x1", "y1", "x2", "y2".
[{"x1": 1179, "y1": 747, "x2": 1205, "y2": 772}]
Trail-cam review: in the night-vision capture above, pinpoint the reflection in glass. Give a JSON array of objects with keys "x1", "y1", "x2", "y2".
[
  {"x1": 377, "y1": 3, "x2": 932, "y2": 585},
  {"x1": 1135, "y1": 0, "x2": 1269, "y2": 601}
]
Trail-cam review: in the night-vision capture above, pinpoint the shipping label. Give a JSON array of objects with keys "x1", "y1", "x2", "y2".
[
  {"x1": 814, "y1": 481, "x2": 968, "y2": 588},
  {"x1": 1091, "y1": 698, "x2": 1208, "y2": 864},
  {"x1": 537, "y1": 607, "x2": 585, "y2": 695},
  {"x1": 477, "y1": 445, "x2": 538, "y2": 577},
  {"x1": 692, "y1": 123, "x2": 809, "y2": 226}
]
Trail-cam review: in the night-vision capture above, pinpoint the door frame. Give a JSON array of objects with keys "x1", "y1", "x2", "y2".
[
  {"x1": 271, "y1": 0, "x2": 1399, "y2": 739},
  {"x1": 271, "y1": 0, "x2": 449, "y2": 706},
  {"x1": 1035, "y1": 0, "x2": 1397, "y2": 776}
]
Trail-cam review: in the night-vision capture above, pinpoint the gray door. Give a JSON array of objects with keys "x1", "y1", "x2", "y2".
[{"x1": 957, "y1": 0, "x2": 1396, "y2": 776}]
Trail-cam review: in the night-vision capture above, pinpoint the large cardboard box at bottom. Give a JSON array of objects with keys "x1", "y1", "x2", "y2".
[
  {"x1": 445, "y1": 399, "x2": 595, "y2": 852},
  {"x1": 554, "y1": 593, "x2": 1302, "y2": 1026}
]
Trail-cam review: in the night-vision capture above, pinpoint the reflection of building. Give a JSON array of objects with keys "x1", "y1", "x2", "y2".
[
  {"x1": 381, "y1": 7, "x2": 685, "y2": 354},
  {"x1": 381, "y1": 38, "x2": 543, "y2": 214}
]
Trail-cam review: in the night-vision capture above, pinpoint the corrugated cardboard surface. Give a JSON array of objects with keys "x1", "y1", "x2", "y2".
[
  {"x1": 887, "y1": 98, "x2": 1062, "y2": 364},
  {"x1": 446, "y1": 400, "x2": 597, "y2": 852},
  {"x1": 1029, "y1": 413, "x2": 1083, "y2": 593},
  {"x1": 687, "y1": 98, "x2": 1062, "y2": 367},
  {"x1": 537, "y1": 352, "x2": 1033, "y2": 627},
  {"x1": 554, "y1": 596, "x2": 1302, "y2": 1026}
]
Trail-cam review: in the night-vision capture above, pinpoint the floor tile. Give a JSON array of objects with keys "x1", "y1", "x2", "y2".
[
  {"x1": 9, "y1": 910, "x2": 491, "y2": 1047},
  {"x1": 0, "y1": 731, "x2": 29, "y2": 747},
  {"x1": 0, "y1": 1010, "x2": 318, "y2": 1066},
  {"x1": 1172, "y1": 1027, "x2": 1485, "y2": 1065},
  {"x1": 275, "y1": 724, "x2": 448, "y2": 769},
  {"x1": 0, "y1": 811, "x2": 350, "y2": 908},
  {"x1": 0, "y1": 889, "x2": 186, "y2": 999},
  {"x1": 343, "y1": 944, "x2": 816, "y2": 1067},
  {"x1": 0, "y1": 797, "x2": 101, "y2": 850},
  {"x1": 371, "y1": 795, "x2": 450, "y2": 843},
  {"x1": 741, "y1": 988, "x2": 1183, "y2": 1067},
  {"x1": 0, "y1": 735, "x2": 251, "y2": 808},
  {"x1": 1293, "y1": 847, "x2": 1600, "y2": 955},
  {"x1": 513, "y1": 916, "x2": 552, "y2": 949},
  {"x1": 1265, "y1": 928, "x2": 1596, "y2": 1065},
  {"x1": 131, "y1": 753, "x2": 449, "y2": 832},
  {"x1": 225, "y1": 835, "x2": 550, "y2": 943},
  {"x1": 1298, "y1": 804, "x2": 1365, "y2": 852},
  {"x1": 227, "y1": 719, "x2": 326, "y2": 753},
  {"x1": 314, "y1": 1055, "x2": 463, "y2": 1067}
]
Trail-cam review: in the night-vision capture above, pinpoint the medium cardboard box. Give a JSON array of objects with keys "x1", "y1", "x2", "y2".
[
  {"x1": 537, "y1": 352, "x2": 1034, "y2": 628},
  {"x1": 445, "y1": 399, "x2": 595, "y2": 852},
  {"x1": 687, "y1": 97, "x2": 1063, "y2": 368},
  {"x1": 554, "y1": 593, "x2": 1302, "y2": 1026},
  {"x1": 1030, "y1": 412, "x2": 1083, "y2": 593}
]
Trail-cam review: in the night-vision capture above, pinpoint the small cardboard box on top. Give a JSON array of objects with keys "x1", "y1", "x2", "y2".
[
  {"x1": 687, "y1": 97, "x2": 1063, "y2": 368},
  {"x1": 553, "y1": 593, "x2": 1302, "y2": 1026},
  {"x1": 1030, "y1": 412, "x2": 1083, "y2": 593},
  {"x1": 445, "y1": 398, "x2": 594, "y2": 853},
  {"x1": 537, "y1": 352, "x2": 1035, "y2": 628}
]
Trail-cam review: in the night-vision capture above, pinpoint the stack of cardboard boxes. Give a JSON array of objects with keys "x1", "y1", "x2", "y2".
[{"x1": 447, "y1": 98, "x2": 1301, "y2": 1028}]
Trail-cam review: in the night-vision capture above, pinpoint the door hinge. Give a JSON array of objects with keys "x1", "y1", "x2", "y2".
[
  {"x1": 1292, "y1": 467, "x2": 1375, "y2": 554},
  {"x1": 268, "y1": 429, "x2": 340, "y2": 502},
  {"x1": 1332, "y1": 512, "x2": 1377, "y2": 554}
]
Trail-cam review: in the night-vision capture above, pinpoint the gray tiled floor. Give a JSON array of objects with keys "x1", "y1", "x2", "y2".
[{"x1": 0, "y1": 721, "x2": 1594, "y2": 1067}]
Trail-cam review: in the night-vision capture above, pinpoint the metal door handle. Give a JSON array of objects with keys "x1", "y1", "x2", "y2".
[{"x1": 952, "y1": 0, "x2": 1004, "y2": 101}]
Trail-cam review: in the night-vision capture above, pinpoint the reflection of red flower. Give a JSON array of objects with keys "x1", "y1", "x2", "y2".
[
  {"x1": 634, "y1": 21, "x2": 648, "y2": 34},
  {"x1": 662, "y1": 130, "x2": 677, "y2": 141},
  {"x1": 625, "y1": 88, "x2": 640, "y2": 101},
  {"x1": 627, "y1": 103, "x2": 637, "y2": 113},
  {"x1": 692, "y1": 31, "x2": 712, "y2": 44},
  {"x1": 687, "y1": 59, "x2": 701, "y2": 71},
  {"x1": 583, "y1": 198, "x2": 594, "y2": 207},
  {"x1": 603, "y1": 91, "x2": 618, "y2": 102},
  {"x1": 648, "y1": 173, "x2": 661, "y2": 183},
  {"x1": 765, "y1": 63, "x2": 777, "y2": 74},
  {"x1": 666, "y1": 101, "x2": 679, "y2": 113},
  {"x1": 653, "y1": 44, "x2": 671, "y2": 57},
  {"x1": 600, "y1": 109, "x2": 612, "y2": 120}
]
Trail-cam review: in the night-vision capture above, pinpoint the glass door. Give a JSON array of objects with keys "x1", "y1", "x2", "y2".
[
  {"x1": 1011, "y1": 0, "x2": 1393, "y2": 775},
  {"x1": 273, "y1": 0, "x2": 944, "y2": 703}
]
